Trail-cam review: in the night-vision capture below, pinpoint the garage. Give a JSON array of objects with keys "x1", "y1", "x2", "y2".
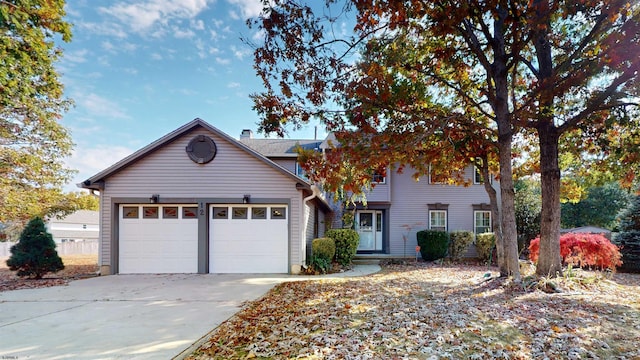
[
  {"x1": 209, "y1": 204, "x2": 288, "y2": 273},
  {"x1": 119, "y1": 204, "x2": 199, "y2": 274}
]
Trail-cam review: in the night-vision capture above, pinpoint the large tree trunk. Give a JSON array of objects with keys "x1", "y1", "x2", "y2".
[{"x1": 536, "y1": 123, "x2": 563, "y2": 276}]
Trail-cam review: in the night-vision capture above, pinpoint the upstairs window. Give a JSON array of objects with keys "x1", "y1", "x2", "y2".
[
  {"x1": 372, "y1": 170, "x2": 386, "y2": 184},
  {"x1": 474, "y1": 167, "x2": 493, "y2": 184},
  {"x1": 295, "y1": 162, "x2": 309, "y2": 181}
]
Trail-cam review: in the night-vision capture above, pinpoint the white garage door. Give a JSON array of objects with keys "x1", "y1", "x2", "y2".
[
  {"x1": 119, "y1": 204, "x2": 198, "y2": 274},
  {"x1": 209, "y1": 205, "x2": 288, "y2": 273}
]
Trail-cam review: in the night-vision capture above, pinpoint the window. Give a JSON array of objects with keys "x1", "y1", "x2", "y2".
[
  {"x1": 429, "y1": 210, "x2": 447, "y2": 231},
  {"x1": 123, "y1": 206, "x2": 139, "y2": 219},
  {"x1": 143, "y1": 207, "x2": 159, "y2": 219},
  {"x1": 372, "y1": 170, "x2": 386, "y2": 184},
  {"x1": 163, "y1": 207, "x2": 178, "y2": 219},
  {"x1": 428, "y1": 165, "x2": 446, "y2": 184},
  {"x1": 213, "y1": 207, "x2": 228, "y2": 219},
  {"x1": 295, "y1": 162, "x2": 309, "y2": 180},
  {"x1": 232, "y1": 207, "x2": 248, "y2": 219},
  {"x1": 271, "y1": 207, "x2": 286, "y2": 219},
  {"x1": 474, "y1": 167, "x2": 492, "y2": 184},
  {"x1": 474, "y1": 211, "x2": 491, "y2": 234},
  {"x1": 183, "y1": 207, "x2": 198, "y2": 219},
  {"x1": 252, "y1": 207, "x2": 267, "y2": 219}
]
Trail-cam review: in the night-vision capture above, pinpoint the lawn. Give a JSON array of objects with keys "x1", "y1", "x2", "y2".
[
  {"x1": 188, "y1": 262, "x2": 640, "y2": 359},
  {"x1": 0, "y1": 254, "x2": 98, "y2": 292}
]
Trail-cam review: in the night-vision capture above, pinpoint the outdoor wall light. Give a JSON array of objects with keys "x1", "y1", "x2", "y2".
[
  {"x1": 243, "y1": 194, "x2": 251, "y2": 204},
  {"x1": 150, "y1": 194, "x2": 160, "y2": 203}
]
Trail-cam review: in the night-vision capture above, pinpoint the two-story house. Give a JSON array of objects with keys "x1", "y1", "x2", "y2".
[{"x1": 81, "y1": 119, "x2": 496, "y2": 275}]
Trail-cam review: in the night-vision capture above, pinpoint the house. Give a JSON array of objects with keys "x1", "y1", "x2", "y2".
[
  {"x1": 82, "y1": 118, "x2": 497, "y2": 275},
  {"x1": 240, "y1": 128, "x2": 499, "y2": 258},
  {"x1": 46, "y1": 210, "x2": 99, "y2": 243},
  {"x1": 81, "y1": 119, "x2": 330, "y2": 275}
]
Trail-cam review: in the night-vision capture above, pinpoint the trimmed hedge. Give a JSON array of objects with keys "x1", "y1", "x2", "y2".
[
  {"x1": 312, "y1": 237, "x2": 336, "y2": 261},
  {"x1": 325, "y1": 229, "x2": 360, "y2": 266},
  {"x1": 417, "y1": 230, "x2": 449, "y2": 261},
  {"x1": 476, "y1": 232, "x2": 496, "y2": 263},
  {"x1": 449, "y1": 230, "x2": 474, "y2": 261}
]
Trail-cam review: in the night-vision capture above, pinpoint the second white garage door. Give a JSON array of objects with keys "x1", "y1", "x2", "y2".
[{"x1": 209, "y1": 204, "x2": 288, "y2": 273}]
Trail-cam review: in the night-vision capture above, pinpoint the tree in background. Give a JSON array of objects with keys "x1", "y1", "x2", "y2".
[
  {"x1": 514, "y1": 179, "x2": 541, "y2": 256},
  {"x1": 6, "y1": 217, "x2": 64, "y2": 279},
  {"x1": 614, "y1": 194, "x2": 640, "y2": 272},
  {"x1": 249, "y1": 0, "x2": 640, "y2": 279},
  {"x1": 561, "y1": 183, "x2": 631, "y2": 231},
  {"x1": 0, "y1": 1, "x2": 76, "y2": 232}
]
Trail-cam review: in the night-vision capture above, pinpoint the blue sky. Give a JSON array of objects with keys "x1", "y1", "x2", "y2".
[{"x1": 59, "y1": 0, "x2": 328, "y2": 192}]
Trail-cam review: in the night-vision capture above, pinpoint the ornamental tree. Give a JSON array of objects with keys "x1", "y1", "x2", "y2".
[
  {"x1": 248, "y1": 0, "x2": 640, "y2": 279},
  {"x1": 6, "y1": 217, "x2": 64, "y2": 279},
  {"x1": 0, "y1": 0, "x2": 76, "y2": 232}
]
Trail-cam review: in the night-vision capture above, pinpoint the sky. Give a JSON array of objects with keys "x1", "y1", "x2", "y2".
[{"x1": 59, "y1": 0, "x2": 328, "y2": 192}]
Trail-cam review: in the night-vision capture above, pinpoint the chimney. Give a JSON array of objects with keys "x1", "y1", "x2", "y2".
[{"x1": 240, "y1": 129, "x2": 253, "y2": 139}]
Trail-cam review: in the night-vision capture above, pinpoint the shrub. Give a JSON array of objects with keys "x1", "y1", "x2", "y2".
[
  {"x1": 448, "y1": 230, "x2": 474, "y2": 261},
  {"x1": 307, "y1": 255, "x2": 331, "y2": 274},
  {"x1": 325, "y1": 229, "x2": 359, "y2": 266},
  {"x1": 6, "y1": 217, "x2": 64, "y2": 279},
  {"x1": 529, "y1": 233, "x2": 622, "y2": 271},
  {"x1": 416, "y1": 230, "x2": 449, "y2": 261},
  {"x1": 615, "y1": 195, "x2": 640, "y2": 272},
  {"x1": 312, "y1": 237, "x2": 336, "y2": 261},
  {"x1": 476, "y1": 232, "x2": 496, "y2": 263}
]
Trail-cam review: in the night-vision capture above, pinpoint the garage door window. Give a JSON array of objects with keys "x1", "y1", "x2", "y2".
[
  {"x1": 143, "y1": 207, "x2": 159, "y2": 219},
  {"x1": 252, "y1": 207, "x2": 267, "y2": 219},
  {"x1": 163, "y1": 207, "x2": 178, "y2": 219},
  {"x1": 123, "y1": 206, "x2": 139, "y2": 219},
  {"x1": 271, "y1": 207, "x2": 286, "y2": 219},
  {"x1": 183, "y1": 207, "x2": 198, "y2": 219},
  {"x1": 232, "y1": 207, "x2": 248, "y2": 219},
  {"x1": 213, "y1": 207, "x2": 228, "y2": 219}
]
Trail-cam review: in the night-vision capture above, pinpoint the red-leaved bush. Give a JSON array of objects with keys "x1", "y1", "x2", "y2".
[{"x1": 529, "y1": 233, "x2": 623, "y2": 270}]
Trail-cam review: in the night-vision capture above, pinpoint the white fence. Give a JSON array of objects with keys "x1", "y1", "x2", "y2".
[{"x1": 0, "y1": 240, "x2": 98, "y2": 257}]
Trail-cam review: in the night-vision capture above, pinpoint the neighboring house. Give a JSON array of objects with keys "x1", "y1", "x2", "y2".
[
  {"x1": 46, "y1": 210, "x2": 99, "y2": 243},
  {"x1": 561, "y1": 226, "x2": 612, "y2": 240},
  {"x1": 81, "y1": 119, "x2": 330, "y2": 275}
]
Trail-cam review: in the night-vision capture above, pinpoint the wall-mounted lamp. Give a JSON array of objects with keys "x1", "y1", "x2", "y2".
[
  {"x1": 150, "y1": 194, "x2": 160, "y2": 203},
  {"x1": 242, "y1": 194, "x2": 251, "y2": 204}
]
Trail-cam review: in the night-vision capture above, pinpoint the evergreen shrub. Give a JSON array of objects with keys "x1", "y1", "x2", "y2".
[
  {"x1": 476, "y1": 232, "x2": 496, "y2": 263},
  {"x1": 615, "y1": 195, "x2": 640, "y2": 272},
  {"x1": 6, "y1": 217, "x2": 64, "y2": 279},
  {"x1": 448, "y1": 230, "x2": 474, "y2": 261},
  {"x1": 312, "y1": 237, "x2": 336, "y2": 261},
  {"x1": 416, "y1": 230, "x2": 449, "y2": 261},
  {"x1": 325, "y1": 229, "x2": 359, "y2": 266}
]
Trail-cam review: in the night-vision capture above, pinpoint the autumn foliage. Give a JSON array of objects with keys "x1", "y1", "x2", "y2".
[{"x1": 529, "y1": 233, "x2": 622, "y2": 271}]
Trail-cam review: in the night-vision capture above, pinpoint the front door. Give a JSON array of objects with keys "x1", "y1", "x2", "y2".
[{"x1": 356, "y1": 210, "x2": 383, "y2": 251}]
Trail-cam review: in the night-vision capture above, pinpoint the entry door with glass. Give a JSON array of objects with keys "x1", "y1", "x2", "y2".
[{"x1": 356, "y1": 210, "x2": 383, "y2": 251}]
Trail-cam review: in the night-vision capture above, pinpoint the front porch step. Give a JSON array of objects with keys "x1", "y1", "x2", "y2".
[{"x1": 352, "y1": 258, "x2": 381, "y2": 265}]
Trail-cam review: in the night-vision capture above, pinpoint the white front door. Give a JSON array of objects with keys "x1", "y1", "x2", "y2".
[{"x1": 356, "y1": 210, "x2": 383, "y2": 251}]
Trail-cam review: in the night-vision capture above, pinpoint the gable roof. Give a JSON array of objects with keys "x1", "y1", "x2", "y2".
[
  {"x1": 47, "y1": 210, "x2": 98, "y2": 225},
  {"x1": 239, "y1": 138, "x2": 323, "y2": 158},
  {"x1": 79, "y1": 118, "x2": 314, "y2": 191}
]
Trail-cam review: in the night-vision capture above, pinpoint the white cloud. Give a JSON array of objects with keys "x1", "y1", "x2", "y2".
[
  {"x1": 77, "y1": 21, "x2": 128, "y2": 38},
  {"x1": 151, "y1": 53, "x2": 163, "y2": 60},
  {"x1": 226, "y1": 0, "x2": 264, "y2": 19},
  {"x1": 65, "y1": 144, "x2": 135, "y2": 191},
  {"x1": 173, "y1": 27, "x2": 196, "y2": 39},
  {"x1": 101, "y1": 0, "x2": 211, "y2": 35},
  {"x1": 215, "y1": 57, "x2": 231, "y2": 65},
  {"x1": 230, "y1": 45, "x2": 251, "y2": 60},
  {"x1": 190, "y1": 19, "x2": 205, "y2": 30},
  {"x1": 77, "y1": 93, "x2": 129, "y2": 119},
  {"x1": 64, "y1": 49, "x2": 89, "y2": 63},
  {"x1": 227, "y1": 82, "x2": 241, "y2": 88}
]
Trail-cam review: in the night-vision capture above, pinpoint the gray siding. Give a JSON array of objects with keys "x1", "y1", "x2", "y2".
[
  {"x1": 272, "y1": 158, "x2": 296, "y2": 174},
  {"x1": 387, "y1": 165, "x2": 498, "y2": 256},
  {"x1": 99, "y1": 127, "x2": 305, "y2": 270},
  {"x1": 304, "y1": 201, "x2": 316, "y2": 261}
]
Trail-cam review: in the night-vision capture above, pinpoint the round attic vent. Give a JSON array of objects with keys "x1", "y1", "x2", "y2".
[{"x1": 186, "y1": 135, "x2": 217, "y2": 164}]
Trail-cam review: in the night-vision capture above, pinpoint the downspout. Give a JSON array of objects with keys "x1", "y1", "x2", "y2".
[{"x1": 301, "y1": 185, "x2": 322, "y2": 271}]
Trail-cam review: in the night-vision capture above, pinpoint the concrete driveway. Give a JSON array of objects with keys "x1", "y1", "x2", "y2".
[{"x1": 0, "y1": 266, "x2": 379, "y2": 360}]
